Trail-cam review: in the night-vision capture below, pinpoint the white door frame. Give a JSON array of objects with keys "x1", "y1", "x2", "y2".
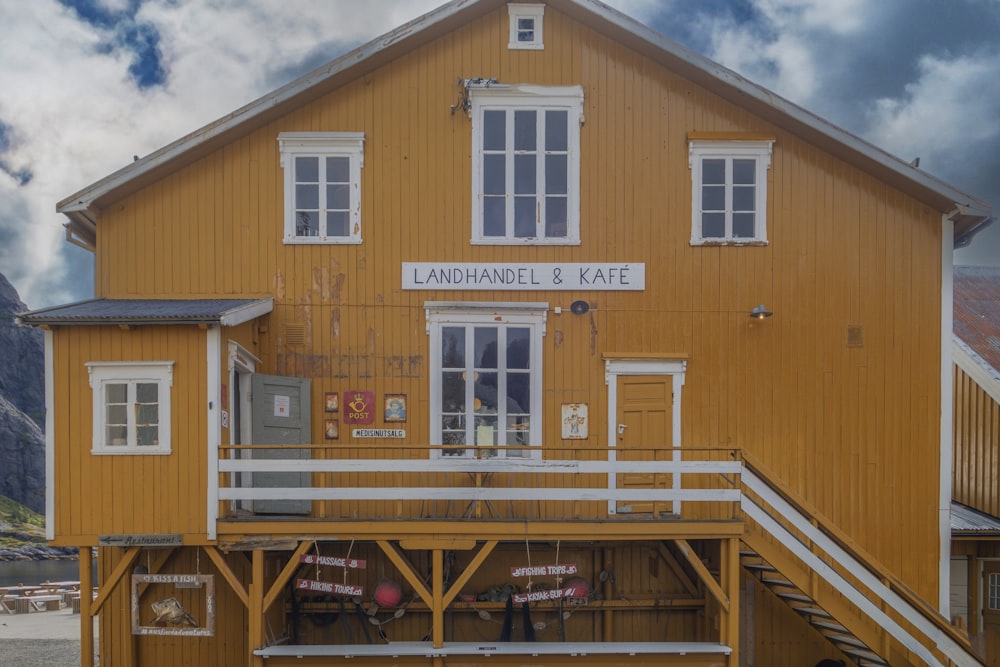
[
  {"x1": 228, "y1": 341, "x2": 260, "y2": 512},
  {"x1": 604, "y1": 358, "x2": 687, "y2": 515}
]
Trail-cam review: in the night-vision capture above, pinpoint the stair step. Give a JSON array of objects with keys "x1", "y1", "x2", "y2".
[
  {"x1": 824, "y1": 633, "x2": 867, "y2": 649},
  {"x1": 742, "y1": 562, "x2": 777, "y2": 572},
  {"x1": 812, "y1": 620, "x2": 849, "y2": 633},
  {"x1": 777, "y1": 592, "x2": 814, "y2": 603},
  {"x1": 792, "y1": 606, "x2": 831, "y2": 618},
  {"x1": 842, "y1": 647, "x2": 888, "y2": 664},
  {"x1": 760, "y1": 577, "x2": 795, "y2": 588}
]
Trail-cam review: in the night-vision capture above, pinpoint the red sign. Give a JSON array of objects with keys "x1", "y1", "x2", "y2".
[
  {"x1": 300, "y1": 554, "x2": 366, "y2": 569},
  {"x1": 295, "y1": 579, "x2": 363, "y2": 597},
  {"x1": 343, "y1": 390, "x2": 375, "y2": 424},
  {"x1": 510, "y1": 564, "x2": 577, "y2": 578}
]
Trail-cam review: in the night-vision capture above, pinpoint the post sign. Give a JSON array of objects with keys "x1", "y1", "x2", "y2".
[
  {"x1": 343, "y1": 391, "x2": 375, "y2": 424},
  {"x1": 403, "y1": 263, "x2": 645, "y2": 291}
]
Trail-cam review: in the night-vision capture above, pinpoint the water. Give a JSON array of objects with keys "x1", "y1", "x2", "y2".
[{"x1": 0, "y1": 559, "x2": 92, "y2": 587}]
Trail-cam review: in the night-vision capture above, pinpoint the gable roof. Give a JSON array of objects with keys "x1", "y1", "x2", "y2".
[
  {"x1": 951, "y1": 501, "x2": 1000, "y2": 538},
  {"x1": 58, "y1": 0, "x2": 992, "y2": 251},
  {"x1": 16, "y1": 298, "x2": 273, "y2": 327},
  {"x1": 953, "y1": 266, "x2": 1000, "y2": 403}
]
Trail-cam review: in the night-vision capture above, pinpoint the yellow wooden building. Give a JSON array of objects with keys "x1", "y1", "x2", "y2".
[
  {"x1": 17, "y1": 1, "x2": 994, "y2": 665},
  {"x1": 950, "y1": 266, "x2": 1000, "y2": 663}
]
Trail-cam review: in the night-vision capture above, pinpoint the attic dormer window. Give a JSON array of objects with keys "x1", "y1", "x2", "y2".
[
  {"x1": 279, "y1": 132, "x2": 364, "y2": 244},
  {"x1": 508, "y1": 4, "x2": 544, "y2": 50}
]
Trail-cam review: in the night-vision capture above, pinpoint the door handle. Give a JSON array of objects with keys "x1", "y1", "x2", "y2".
[{"x1": 617, "y1": 424, "x2": 628, "y2": 435}]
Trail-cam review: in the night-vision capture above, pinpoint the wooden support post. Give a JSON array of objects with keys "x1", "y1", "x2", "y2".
[
  {"x1": 432, "y1": 549, "x2": 444, "y2": 648},
  {"x1": 80, "y1": 546, "x2": 95, "y2": 667},
  {"x1": 723, "y1": 537, "x2": 740, "y2": 666},
  {"x1": 602, "y1": 547, "x2": 614, "y2": 641},
  {"x1": 248, "y1": 550, "x2": 264, "y2": 667}
]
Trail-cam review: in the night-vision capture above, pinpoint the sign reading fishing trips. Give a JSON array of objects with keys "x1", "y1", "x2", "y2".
[
  {"x1": 511, "y1": 586, "x2": 584, "y2": 603},
  {"x1": 299, "y1": 554, "x2": 367, "y2": 569},
  {"x1": 294, "y1": 579, "x2": 363, "y2": 597},
  {"x1": 510, "y1": 564, "x2": 578, "y2": 577}
]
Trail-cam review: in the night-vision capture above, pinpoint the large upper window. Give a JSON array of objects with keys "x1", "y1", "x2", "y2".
[
  {"x1": 471, "y1": 85, "x2": 583, "y2": 245},
  {"x1": 427, "y1": 303, "x2": 546, "y2": 459},
  {"x1": 688, "y1": 139, "x2": 773, "y2": 244},
  {"x1": 87, "y1": 362, "x2": 173, "y2": 455},
  {"x1": 279, "y1": 132, "x2": 364, "y2": 244}
]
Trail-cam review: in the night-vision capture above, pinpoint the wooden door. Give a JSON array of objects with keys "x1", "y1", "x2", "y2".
[
  {"x1": 250, "y1": 374, "x2": 311, "y2": 514},
  {"x1": 983, "y1": 561, "x2": 1000, "y2": 664},
  {"x1": 615, "y1": 375, "x2": 672, "y2": 515}
]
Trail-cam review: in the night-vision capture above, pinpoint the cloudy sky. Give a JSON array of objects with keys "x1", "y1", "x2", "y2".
[{"x1": 0, "y1": 0, "x2": 998, "y2": 309}]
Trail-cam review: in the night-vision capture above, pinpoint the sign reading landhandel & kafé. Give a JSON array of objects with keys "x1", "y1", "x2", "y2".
[{"x1": 403, "y1": 263, "x2": 645, "y2": 291}]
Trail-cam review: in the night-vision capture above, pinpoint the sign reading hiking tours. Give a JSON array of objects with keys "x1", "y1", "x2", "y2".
[{"x1": 295, "y1": 579, "x2": 364, "y2": 597}]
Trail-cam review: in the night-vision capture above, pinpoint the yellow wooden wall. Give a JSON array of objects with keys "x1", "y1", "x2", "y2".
[
  {"x1": 51, "y1": 325, "x2": 209, "y2": 541},
  {"x1": 83, "y1": 1, "x2": 945, "y2": 602},
  {"x1": 953, "y1": 364, "x2": 1000, "y2": 515}
]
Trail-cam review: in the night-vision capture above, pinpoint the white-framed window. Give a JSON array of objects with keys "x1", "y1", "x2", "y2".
[
  {"x1": 278, "y1": 132, "x2": 364, "y2": 244},
  {"x1": 87, "y1": 361, "x2": 173, "y2": 455},
  {"x1": 508, "y1": 3, "x2": 544, "y2": 50},
  {"x1": 427, "y1": 302, "x2": 546, "y2": 459},
  {"x1": 471, "y1": 85, "x2": 583, "y2": 245},
  {"x1": 689, "y1": 139, "x2": 773, "y2": 244}
]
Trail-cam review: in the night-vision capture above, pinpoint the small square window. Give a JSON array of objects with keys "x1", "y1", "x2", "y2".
[
  {"x1": 87, "y1": 362, "x2": 173, "y2": 455},
  {"x1": 279, "y1": 132, "x2": 365, "y2": 244},
  {"x1": 688, "y1": 139, "x2": 773, "y2": 245},
  {"x1": 508, "y1": 4, "x2": 544, "y2": 50}
]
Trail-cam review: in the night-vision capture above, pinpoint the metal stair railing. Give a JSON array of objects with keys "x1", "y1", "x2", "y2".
[{"x1": 741, "y1": 457, "x2": 981, "y2": 667}]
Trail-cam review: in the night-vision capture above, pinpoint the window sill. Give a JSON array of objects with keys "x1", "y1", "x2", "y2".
[
  {"x1": 471, "y1": 238, "x2": 581, "y2": 246},
  {"x1": 690, "y1": 239, "x2": 769, "y2": 247},
  {"x1": 283, "y1": 237, "x2": 363, "y2": 245},
  {"x1": 91, "y1": 448, "x2": 172, "y2": 456}
]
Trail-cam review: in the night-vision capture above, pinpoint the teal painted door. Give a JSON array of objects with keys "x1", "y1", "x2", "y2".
[{"x1": 250, "y1": 374, "x2": 311, "y2": 514}]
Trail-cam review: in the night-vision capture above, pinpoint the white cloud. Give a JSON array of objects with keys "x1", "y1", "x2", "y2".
[{"x1": 756, "y1": 0, "x2": 869, "y2": 35}]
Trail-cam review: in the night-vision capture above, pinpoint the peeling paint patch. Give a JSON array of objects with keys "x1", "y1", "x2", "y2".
[
  {"x1": 554, "y1": 330, "x2": 564, "y2": 347},
  {"x1": 277, "y1": 353, "x2": 331, "y2": 378},
  {"x1": 383, "y1": 355, "x2": 423, "y2": 378}
]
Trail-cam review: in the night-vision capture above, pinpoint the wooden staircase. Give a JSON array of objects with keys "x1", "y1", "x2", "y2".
[{"x1": 741, "y1": 548, "x2": 888, "y2": 666}]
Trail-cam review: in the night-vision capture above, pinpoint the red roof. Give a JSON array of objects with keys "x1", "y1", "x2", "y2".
[{"x1": 954, "y1": 266, "x2": 1000, "y2": 375}]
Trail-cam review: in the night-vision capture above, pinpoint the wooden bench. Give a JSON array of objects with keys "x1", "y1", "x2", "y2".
[
  {"x1": 28, "y1": 594, "x2": 64, "y2": 611},
  {"x1": 255, "y1": 641, "x2": 733, "y2": 658}
]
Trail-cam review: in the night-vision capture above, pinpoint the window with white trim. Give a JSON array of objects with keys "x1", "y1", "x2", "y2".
[
  {"x1": 471, "y1": 85, "x2": 583, "y2": 244},
  {"x1": 427, "y1": 303, "x2": 546, "y2": 458},
  {"x1": 87, "y1": 362, "x2": 173, "y2": 454},
  {"x1": 689, "y1": 140, "x2": 773, "y2": 244},
  {"x1": 508, "y1": 3, "x2": 544, "y2": 50},
  {"x1": 279, "y1": 132, "x2": 364, "y2": 244}
]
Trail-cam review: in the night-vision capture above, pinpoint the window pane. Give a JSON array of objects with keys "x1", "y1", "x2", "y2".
[
  {"x1": 702, "y1": 185, "x2": 725, "y2": 211},
  {"x1": 106, "y1": 383, "x2": 127, "y2": 403},
  {"x1": 326, "y1": 211, "x2": 349, "y2": 237},
  {"x1": 506, "y1": 415, "x2": 530, "y2": 448},
  {"x1": 545, "y1": 110, "x2": 568, "y2": 151},
  {"x1": 107, "y1": 404, "x2": 127, "y2": 425},
  {"x1": 517, "y1": 27, "x2": 535, "y2": 42},
  {"x1": 990, "y1": 573, "x2": 1000, "y2": 610},
  {"x1": 295, "y1": 156, "x2": 318, "y2": 182},
  {"x1": 507, "y1": 328, "x2": 530, "y2": 368},
  {"x1": 295, "y1": 211, "x2": 318, "y2": 236},
  {"x1": 545, "y1": 154, "x2": 567, "y2": 194},
  {"x1": 483, "y1": 154, "x2": 505, "y2": 195},
  {"x1": 441, "y1": 371, "x2": 466, "y2": 413},
  {"x1": 106, "y1": 425, "x2": 127, "y2": 445},
  {"x1": 484, "y1": 110, "x2": 506, "y2": 151},
  {"x1": 514, "y1": 110, "x2": 536, "y2": 151},
  {"x1": 507, "y1": 373, "x2": 529, "y2": 414},
  {"x1": 702, "y1": 159, "x2": 725, "y2": 185},
  {"x1": 702, "y1": 212, "x2": 725, "y2": 238},
  {"x1": 296, "y1": 184, "x2": 318, "y2": 210},
  {"x1": 514, "y1": 154, "x2": 535, "y2": 194},
  {"x1": 733, "y1": 159, "x2": 755, "y2": 184},
  {"x1": 474, "y1": 327, "x2": 498, "y2": 368},
  {"x1": 733, "y1": 212, "x2": 755, "y2": 238},
  {"x1": 483, "y1": 197, "x2": 506, "y2": 236},
  {"x1": 136, "y1": 383, "x2": 158, "y2": 403},
  {"x1": 514, "y1": 197, "x2": 536, "y2": 237},
  {"x1": 545, "y1": 197, "x2": 567, "y2": 237},
  {"x1": 474, "y1": 372, "x2": 499, "y2": 412},
  {"x1": 136, "y1": 403, "x2": 158, "y2": 425},
  {"x1": 732, "y1": 185, "x2": 755, "y2": 212},
  {"x1": 327, "y1": 156, "x2": 349, "y2": 183},
  {"x1": 137, "y1": 426, "x2": 158, "y2": 447},
  {"x1": 442, "y1": 326, "x2": 465, "y2": 367},
  {"x1": 327, "y1": 183, "x2": 350, "y2": 210}
]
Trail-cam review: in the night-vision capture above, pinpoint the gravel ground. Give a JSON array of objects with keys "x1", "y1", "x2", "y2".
[{"x1": 0, "y1": 608, "x2": 97, "y2": 667}]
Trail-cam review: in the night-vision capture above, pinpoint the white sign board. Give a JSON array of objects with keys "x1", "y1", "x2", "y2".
[
  {"x1": 352, "y1": 428, "x2": 406, "y2": 438},
  {"x1": 402, "y1": 263, "x2": 644, "y2": 291}
]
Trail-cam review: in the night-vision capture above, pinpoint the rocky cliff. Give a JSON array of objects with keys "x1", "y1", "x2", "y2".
[{"x1": 0, "y1": 273, "x2": 45, "y2": 513}]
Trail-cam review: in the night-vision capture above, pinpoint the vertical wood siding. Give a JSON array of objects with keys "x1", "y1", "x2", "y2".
[{"x1": 953, "y1": 365, "x2": 1000, "y2": 515}]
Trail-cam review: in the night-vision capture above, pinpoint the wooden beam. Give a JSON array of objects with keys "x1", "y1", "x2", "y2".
[
  {"x1": 263, "y1": 540, "x2": 312, "y2": 614},
  {"x1": 377, "y1": 540, "x2": 431, "y2": 605},
  {"x1": 203, "y1": 546, "x2": 249, "y2": 608},
  {"x1": 80, "y1": 546, "x2": 95, "y2": 667},
  {"x1": 444, "y1": 540, "x2": 497, "y2": 607},
  {"x1": 674, "y1": 539, "x2": 728, "y2": 612},
  {"x1": 91, "y1": 546, "x2": 141, "y2": 615},
  {"x1": 249, "y1": 550, "x2": 264, "y2": 667},
  {"x1": 658, "y1": 542, "x2": 700, "y2": 597},
  {"x1": 722, "y1": 538, "x2": 740, "y2": 666},
  {"x1": 399, "y1": 537, "x2": 477, "y2": 550},
  {"x1": 432, "y1": 549, "x2": 444, "y2": 649}
]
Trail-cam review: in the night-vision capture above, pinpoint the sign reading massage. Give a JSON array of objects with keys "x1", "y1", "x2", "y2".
[{"x1": 403, "y1": 263, "x2": 645, "y2": 291}]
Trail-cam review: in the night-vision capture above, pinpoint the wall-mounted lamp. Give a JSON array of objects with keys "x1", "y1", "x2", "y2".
[
  {"x1": 749, "y1": 304, "x2": 773, "y2": 319},
  {"x1": 570, "y1": 300, "x2": 590, "y2": 315}
]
